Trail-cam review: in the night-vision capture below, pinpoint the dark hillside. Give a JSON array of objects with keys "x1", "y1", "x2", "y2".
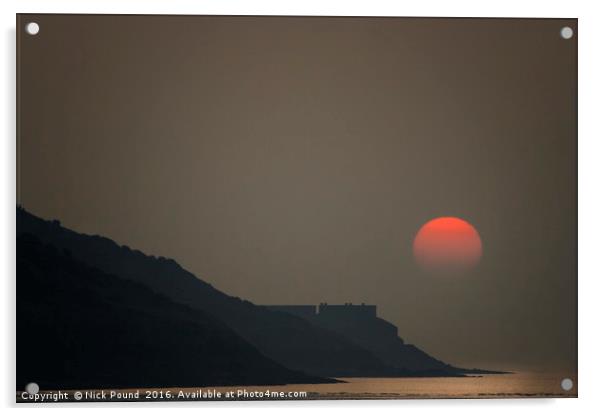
[{"x1": 17, "y1": 234, "x2": 334, "y2": 390}]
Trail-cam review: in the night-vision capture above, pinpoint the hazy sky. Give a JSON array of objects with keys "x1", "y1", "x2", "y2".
[{"x1": 18, "y1": 15, "x2": 577, "y2": 371}]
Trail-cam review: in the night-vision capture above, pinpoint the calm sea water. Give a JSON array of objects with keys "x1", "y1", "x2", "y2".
[
  {"x1": 18, "y1": 372, "x2": 577, "y2": 402},
  {"x1": 186, "y1": 372, "x2": 577, "y2": 400}
]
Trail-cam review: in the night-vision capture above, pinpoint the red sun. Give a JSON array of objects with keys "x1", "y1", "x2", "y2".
[{"x1": 413, "y1": 217, "x2": 482, "y2": 274}]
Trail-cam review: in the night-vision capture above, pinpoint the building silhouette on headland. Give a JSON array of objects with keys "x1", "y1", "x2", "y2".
[
  {"x1": 266, "y1": 302, "x2": 375, "y2": 318},
  {"x1": 264, "y1": 303, "x2": 401, "y2": 342}
]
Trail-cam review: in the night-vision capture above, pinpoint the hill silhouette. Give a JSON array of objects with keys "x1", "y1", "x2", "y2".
[
  {"x1": 17, "y1": 207, "x2": 404, "y2": 377},
  {"x1": 17, "y1": 233, "x2": 335, "y2": 390}
]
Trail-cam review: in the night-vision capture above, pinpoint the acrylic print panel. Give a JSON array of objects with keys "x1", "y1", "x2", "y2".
[{"x1": 16, "y1": 14, "x2": 577, "y2": 402}]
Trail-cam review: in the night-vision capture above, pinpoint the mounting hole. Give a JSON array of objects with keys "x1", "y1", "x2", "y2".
[
  {"x1": 560, "y1": 26, "x2": 573, "y2": 40},
  {"x1": 561, "y1": 378, "x2": 574, "y2": 391},
  {"x1": 25, "y1": 22, "x2": 40, "y2": 36},
  {"x1": 25, "y1": 382, "x2": 39, "y2": 394}
]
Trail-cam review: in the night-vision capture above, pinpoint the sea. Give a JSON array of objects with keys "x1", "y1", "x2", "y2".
[
  {"x1": 188, "y1": 371, "x2": 578, "y2": 400},
  {"x1": 16, "y1": 372, "x2": 577, "y2": 402}
]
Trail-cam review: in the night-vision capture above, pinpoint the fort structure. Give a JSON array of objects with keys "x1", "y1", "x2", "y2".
[
  {"x1": 318, "y1": 302, "x2": 377, "y2": 318},
  {"x1": 264, "y1": 303, "x2": 401, "y2": 342}
]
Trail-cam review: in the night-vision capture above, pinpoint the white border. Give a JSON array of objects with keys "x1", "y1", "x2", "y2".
[{"x1": 3, "y1": 1, "x2": 602, "y2": 415}]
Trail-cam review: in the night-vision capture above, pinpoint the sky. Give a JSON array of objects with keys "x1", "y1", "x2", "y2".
[{"x1": 18, "y1": 15, "x2": 577, "y2": 372}]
